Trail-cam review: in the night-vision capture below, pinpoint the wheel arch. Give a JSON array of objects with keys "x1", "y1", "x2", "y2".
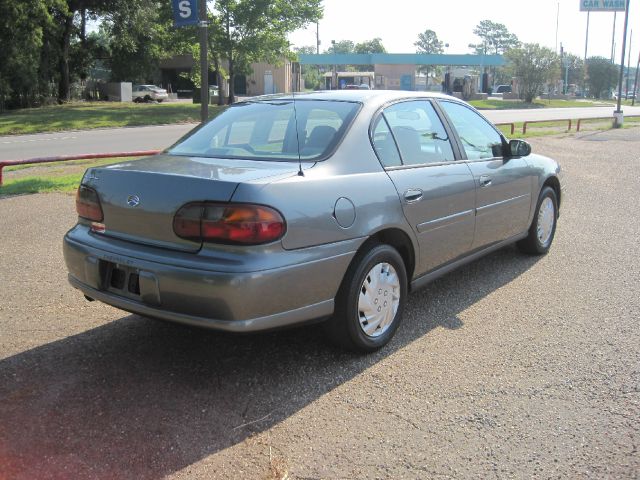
[
  {"x1": 355, "y1": 228, "x2": 416, "y2": 284},
  {"x1": 542, "y1": 175, "x2": 561, "y2": 211}
]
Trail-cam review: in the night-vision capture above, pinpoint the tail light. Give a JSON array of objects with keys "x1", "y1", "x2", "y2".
[
  {"x1": 173, "y1": 202, "x2": 286, "y2": 245},
  {"x1": 76, "y1": 185, "x2": 103, "y2": 222}
]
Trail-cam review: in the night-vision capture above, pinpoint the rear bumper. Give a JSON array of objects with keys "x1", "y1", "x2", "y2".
[
  {"x1": 64, "y1": 229, "x2": 359, "y2": 332},
  {"x1": 68, "y1": 274, "x2": 333, "y2": 332}
]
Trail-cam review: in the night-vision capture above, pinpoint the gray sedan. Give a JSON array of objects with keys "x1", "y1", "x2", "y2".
[{"x1": 64, "y1": 91, "x2": 562, "y2": 351}]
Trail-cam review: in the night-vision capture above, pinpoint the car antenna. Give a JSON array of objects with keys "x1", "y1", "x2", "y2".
[{"x1": 291, "y1": 82, "x2": 304, "y2": 177}]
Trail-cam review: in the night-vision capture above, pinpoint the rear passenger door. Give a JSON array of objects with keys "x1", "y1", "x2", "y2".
[
  {"x1": 438, "y1": 101, "x2": 533, "y2": 249},
  {"x1": 372, "y1": 100, "x2": 477, "y2": 276}
]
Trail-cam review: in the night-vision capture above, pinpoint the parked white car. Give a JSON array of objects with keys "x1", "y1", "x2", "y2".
[{"x1": 132, "y1": 85, "x2": 168, "y2": 103}]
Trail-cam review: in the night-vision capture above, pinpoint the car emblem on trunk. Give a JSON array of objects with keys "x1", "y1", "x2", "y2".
[{"x1": 127, "y1": 195, "x2": 140, "y2": 207}]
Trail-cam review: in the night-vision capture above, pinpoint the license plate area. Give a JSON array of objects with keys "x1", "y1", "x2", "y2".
[{"x1": 105, "y1": 262, "x2": 141, "y2": 298}]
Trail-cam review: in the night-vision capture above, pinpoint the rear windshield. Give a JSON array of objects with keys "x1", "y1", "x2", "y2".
[{"x1": 168, "y1": 99, "x2": 360, "y2": 161}]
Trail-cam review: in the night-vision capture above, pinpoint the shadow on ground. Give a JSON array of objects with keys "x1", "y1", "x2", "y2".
[{"x1": 0, "y1": 246, "x2": 539, "y2": 479}]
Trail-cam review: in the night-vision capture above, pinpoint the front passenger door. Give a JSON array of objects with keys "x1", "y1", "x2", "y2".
[{"x1": 439, "y1": 101, "x2": 533, "y2": 249}]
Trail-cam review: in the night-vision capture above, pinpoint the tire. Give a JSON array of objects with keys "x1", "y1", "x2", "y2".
[
  {"x1": 517, "y1": 186, "x2": 558, "y2": 255},
  {"x1": 133, "y1": 97, "x2": 142, "y2": 103},
  {"x1": 325, "y1": 243, "x2": 407, "y2": 352},
  {"x1": 144, "y1": 95, "x2": 152, "y2": 103}
]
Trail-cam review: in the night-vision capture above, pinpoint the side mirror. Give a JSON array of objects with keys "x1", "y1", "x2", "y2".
[{"x1": 508, "y1": 139, "x2": 531, "y2": 157}]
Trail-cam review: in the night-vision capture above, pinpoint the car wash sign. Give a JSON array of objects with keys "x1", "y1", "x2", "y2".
[
  {"x1": 580, "y1": 0, "x2": 626, "y2": 11},
  {"x1": 172, "y1": 0, "x2": 199, "y2": 26}
]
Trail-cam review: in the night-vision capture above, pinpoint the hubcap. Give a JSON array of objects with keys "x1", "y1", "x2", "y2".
[
  {"x1": 536, "y1": 197, "x2": 555, "y2": 246},
  {"x1": 357, "y1": 262, "x2": 401, "y2": 338}
]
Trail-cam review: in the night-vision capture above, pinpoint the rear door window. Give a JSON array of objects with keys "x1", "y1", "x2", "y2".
[{"x1": 371, "y1": 116, "x2": 402, "y2": 168}]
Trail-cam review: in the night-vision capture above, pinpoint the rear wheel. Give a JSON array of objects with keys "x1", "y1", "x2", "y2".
[
  {"x1": 517, "y1": 186, "x2": 558, "y2": 254},
  {"x1": 325, "y1": 243, "x2": 407, "y2": 352}
]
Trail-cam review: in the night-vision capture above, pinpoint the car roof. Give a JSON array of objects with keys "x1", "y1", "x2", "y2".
[{"x1": 241, "y1": 90, "x2": 458, "y2": 106}]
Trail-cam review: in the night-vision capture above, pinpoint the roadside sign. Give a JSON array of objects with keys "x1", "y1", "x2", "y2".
[
  {"x1": 172, "y1": 0, "x2": 199, "y2": 27},
  {"x1": 579, "y1": 0, "x2": 625, "y2": 11}
]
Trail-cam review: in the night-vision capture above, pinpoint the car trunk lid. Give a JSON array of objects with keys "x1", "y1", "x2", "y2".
[{"x1": 82, "y1": 154, "x2": 303, "y2": 252}]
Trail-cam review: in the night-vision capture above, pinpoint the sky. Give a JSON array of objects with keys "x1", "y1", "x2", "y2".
[{"x1": 289, "y1": 0, "x2": 639, "y2": 64}]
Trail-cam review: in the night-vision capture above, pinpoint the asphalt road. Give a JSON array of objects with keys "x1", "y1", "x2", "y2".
[
  {"x1": 0, "y1": 124, "x2": 195, "y2": 161},
  {"x1": 1, "y1": 130, "x2": 639, "y2": 479},
  {"x1": 2, "y1": 104, "x2": 640, "y2": 161}
]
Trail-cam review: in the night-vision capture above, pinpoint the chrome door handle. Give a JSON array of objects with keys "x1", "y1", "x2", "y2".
[
  {"x1": 479, "y1": 175, "x2": 492, "y2": 188},
  {"x1": 404, "y1": 188, "x2": 423, "y2": 203}
]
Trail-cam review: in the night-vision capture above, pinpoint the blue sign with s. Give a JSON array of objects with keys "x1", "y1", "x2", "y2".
[{"x1": 172, "y1": 0, "x2": 199, "y2": 27}]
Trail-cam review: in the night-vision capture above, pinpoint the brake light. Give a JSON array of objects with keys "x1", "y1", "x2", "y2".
[
  {"x1": 76, "y1": 185, "x2": 103, "y2": 222},
  {"x1": 173, "y1": 203, "x2": 286, "y2": 245}
]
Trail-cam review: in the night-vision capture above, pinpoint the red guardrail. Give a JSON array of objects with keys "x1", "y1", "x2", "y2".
[
  {"x1": 576, "y1": 114, "x2": 640, "y2": 131},
  {"x1": 0, "y1": 150, "x2": 161, "y2": 187},
  {"x1": 495, "y1": 122, "x2": 515, "y2": 135},
  {"x1": 522, "y1": 119, "x2": 572, "y2": 134},
  {"x1": 576, "y1": 117, "x2": 613, "y2": 132}
]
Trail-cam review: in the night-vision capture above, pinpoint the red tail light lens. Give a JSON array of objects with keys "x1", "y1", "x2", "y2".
[
  {"x1": 76, "y1": 185, "x2": 103, "y2": 222},
  {"x1": 173, "y1": 203, "x2": 286, "y2": 245}
]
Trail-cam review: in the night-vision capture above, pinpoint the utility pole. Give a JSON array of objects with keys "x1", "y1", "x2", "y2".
[
  {"x1": 626, "y1": 29, "x2": 633, "y2": 96},
  {"x1": 561, "y1": 43, "x2": 569, "y2": 94},
  {"x1": 632, "y1": 48, "x2": 639, "y2": 106},
  {"x1": 199, "y1": 0, "x2": 209, "y2": 123},
  {"x1": 611, "y1": 12, "x2": 617, "y2": 62},
  {"x1": 584, "y1": 11, "x2": 590, "y2": 61},
  {"x1": 316, "y1": 22, "x2": 320, "y2": 54},
  {"x1": 614, "y1": 0, "x2": 631, "y2": 127},
  {"x1": 555, "y1": 1, "x2": 560, "y2": 53}
]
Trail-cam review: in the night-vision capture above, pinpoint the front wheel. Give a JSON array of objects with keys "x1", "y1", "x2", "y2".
[
  {"x1": 325, "y1": 243, "x2": 407, "y2": 352},
  {"x1": 517, "y1": 186, "x2": 558, "y2": 255}
]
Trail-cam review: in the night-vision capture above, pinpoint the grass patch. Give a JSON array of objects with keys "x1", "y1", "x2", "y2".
[
  {"x1": 0, "y1": 157, "x2": 127, "y2": 196},
  {"x1": 0, "y1": 174, "x2": 82, "y2": 196},
  {"x1": 470, "y1": 98, "x2": 607, "y2": 110},
  {"x1": 0, "y1": 102, "x2": 224, "y2": 135}
]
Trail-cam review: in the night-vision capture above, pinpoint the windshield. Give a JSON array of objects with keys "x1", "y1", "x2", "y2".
[{"x1": 168, "y1": 99, "x2": 360, "y2": 161}]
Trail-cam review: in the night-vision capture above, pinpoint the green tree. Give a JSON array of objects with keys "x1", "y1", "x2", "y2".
[
  {"x1": 586, "y1": 56, "x2": 618, "y2": 98},
  {"x1": 50, "y1": 1, "x2": 111, "y2": 102},
  {"x1": 469, "y1": 21, "x2": 519, "y2": 89},
  {"x1": 100, "y1": 1, "x2": 183, "y2": 83},
  {"x1": 215, "y1": 0, "x2": 322, "y2": 104},
  {"x1": 414, "y1": 29, "x2": 444, "y2": 54},
  {"x1": 0, "y1": 0, "x2": 55, "y2": 109},
  {"x1": 506, "y1": 43, "x2": 560, "y2": 103},
  {"x1": 469, "y1": 20, "x2": 520, "y2": 55},
  {"x1": 354, "y1": 37, "x2": 386, "y2": 71},
  {"x1": 414, "y1": 29, "x2": 444, "y2": 78},
  {"x1": 295, "y1": 45, "x2": 323, "y2": 90},
  {"x1": 562, "y1": 53, "x2": 585, "y2": 87},
  {"x1": 326, "y1": 40, "x2": 355, "y2": 54},
  {"x1": 354, "y1": 38, "x2": 386, "y2": 54}
]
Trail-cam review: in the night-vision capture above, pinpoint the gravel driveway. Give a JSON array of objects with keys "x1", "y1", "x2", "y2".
[{"x1": 0, "y1": 129, "x2": 638, "y2": 479}]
